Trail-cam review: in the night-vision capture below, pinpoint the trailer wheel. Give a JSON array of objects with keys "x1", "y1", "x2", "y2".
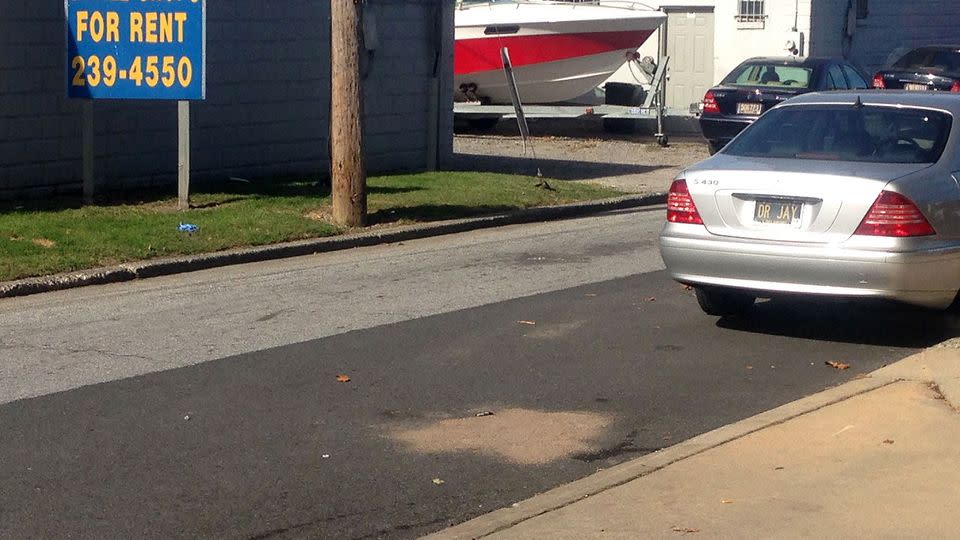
[{"x1": 657, "y1": 135, "x2": 669, "y2": 147}]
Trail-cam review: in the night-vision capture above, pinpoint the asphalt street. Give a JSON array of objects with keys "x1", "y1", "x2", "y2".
[{"x1": 1, "y1": 209, "x2": 951, "y2": 539}]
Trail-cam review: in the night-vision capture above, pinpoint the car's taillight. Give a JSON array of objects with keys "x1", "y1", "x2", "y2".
[
  {"x1": 950, "y1": 80, "x2": 960, "y2": 92},
  {"x1": 702, "y1": 90, "x2": 720, "y2": 114},
  {"x1": 872, "y1": 73, "x2": 886, "y2": 89},
  {"x1": 854, "y1": 191, "x2": 934, "y2": 237},
  {"x1": 667, "y1": 179, "x2": 703, "y2": 225}
]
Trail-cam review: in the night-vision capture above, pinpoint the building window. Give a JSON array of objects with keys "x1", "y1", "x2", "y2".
[
  {"x1": 856, "y1": 0, "x2": 869, "y2": 19},
  {"x1": 736, "y1": 0, "x2": 766, "y2": 22}
]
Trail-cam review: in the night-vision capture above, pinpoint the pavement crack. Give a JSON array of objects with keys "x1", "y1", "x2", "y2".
[
  {"x1": 7, "y1": 340, "x2": 153, "y2": 363},
  {"x1": 350, "y1": 516, "x2": 449, "y2": 540},
  {"x1": 928, "y1": 382, "x2": 960, "y2": 412}
]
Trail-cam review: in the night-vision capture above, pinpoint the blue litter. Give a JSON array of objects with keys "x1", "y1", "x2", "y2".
[{"x1": 178, "y1": 223, "x2": 199, "y2": 233}]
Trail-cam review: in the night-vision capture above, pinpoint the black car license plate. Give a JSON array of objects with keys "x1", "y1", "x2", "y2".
[
  {"x1": 754, "y1": 199, "x2": 801, "y2": 226},
  {"x1": 737, "y1": 102, "x2": 762, "y2": 115}
]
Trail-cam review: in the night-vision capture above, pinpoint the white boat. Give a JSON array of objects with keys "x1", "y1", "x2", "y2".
[{"x1": 454, "y1": 0, "x2": 666, "y2": 104}]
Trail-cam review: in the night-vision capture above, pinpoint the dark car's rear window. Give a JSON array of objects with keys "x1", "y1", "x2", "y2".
[
  {"x1": 722, "y1": 105, "x2": 952, "y2": 164},
  {"x1": 721, "y1": 63, "x2": 813, "y2": 89},
  {"x1": 892, "y1": 48, "x2": 960, "y2": 74}
]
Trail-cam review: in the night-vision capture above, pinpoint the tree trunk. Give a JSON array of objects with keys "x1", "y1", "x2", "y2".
[{"x1": 330, "y1": 0, "x2": 366, "y2": 227}]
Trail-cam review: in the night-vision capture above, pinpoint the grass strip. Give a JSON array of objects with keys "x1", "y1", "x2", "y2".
[{"x1": 0, "y1": 172, "x2": 621, "y2": 282}]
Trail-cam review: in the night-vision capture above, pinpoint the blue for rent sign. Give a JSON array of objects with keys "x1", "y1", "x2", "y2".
[{"x1": 65, "y1": 0, "x2": 206, "y2": 100}]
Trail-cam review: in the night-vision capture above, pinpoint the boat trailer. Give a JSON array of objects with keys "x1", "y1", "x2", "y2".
[{"x1": 454, "y1": 56, "x2": 672, "y2": 147}]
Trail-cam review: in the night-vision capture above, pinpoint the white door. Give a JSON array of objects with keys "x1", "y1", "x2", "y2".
[{"x1": 663, "y1": 8, "x2": 715, "y2": 110}]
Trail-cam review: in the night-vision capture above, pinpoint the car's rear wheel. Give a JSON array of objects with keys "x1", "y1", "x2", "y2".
[{"x1": 694, "y1": 287, "x2": 755, "y2": 317}]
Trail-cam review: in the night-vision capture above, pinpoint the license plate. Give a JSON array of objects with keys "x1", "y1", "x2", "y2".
[
  {"x1": 904, "y1": 83, "x2": 929, "y2": 91},
  {"x1": 737, "y1": 102, "x2": 762, "y2": 115},
  {"x1": 754, "y1": 199, "x2": 802, "y2": 226}
]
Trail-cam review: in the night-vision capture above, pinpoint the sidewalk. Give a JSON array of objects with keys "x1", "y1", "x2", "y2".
[{"x1": 426, "y1": 344, "x2": 960, "y2": 539}]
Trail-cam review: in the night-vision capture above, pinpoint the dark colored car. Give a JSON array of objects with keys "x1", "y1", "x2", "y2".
[
  {"x1": 872, "y1": 45, "x2": 960, "y2": 92},
  {"x1": 699, "y1": 57, "x2": 871, "y2": 154}
]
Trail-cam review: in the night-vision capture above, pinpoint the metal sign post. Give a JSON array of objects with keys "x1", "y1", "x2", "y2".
[
  {"x1": 177, "y1": 101, "x2": 190, "y2": 210},
  {"x1": 65, "y1": 0, "x2": 206, "y2": 207}
]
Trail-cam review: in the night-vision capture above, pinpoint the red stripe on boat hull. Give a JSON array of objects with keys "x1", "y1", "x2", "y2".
[{"x1": 455, "y1": 30, "x2": 654, "y2": 75}]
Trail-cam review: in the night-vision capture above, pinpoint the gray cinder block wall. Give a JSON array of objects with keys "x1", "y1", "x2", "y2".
[
  {"x1": 0, "y1": 0, "x2": 454, "y2": 201},
  {"x1": 810, "y1": 0, "x2": 960, "y2": 72}
]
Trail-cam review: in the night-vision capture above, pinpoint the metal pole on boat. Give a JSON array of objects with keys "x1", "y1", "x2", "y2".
[{"x1": 501, "y1": 47, "x2": 548, "y2": 186}]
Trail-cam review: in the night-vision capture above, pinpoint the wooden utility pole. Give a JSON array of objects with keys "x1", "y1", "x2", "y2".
[{"x1": 330, "y1": 0, "x2": 367, "y2": 227}]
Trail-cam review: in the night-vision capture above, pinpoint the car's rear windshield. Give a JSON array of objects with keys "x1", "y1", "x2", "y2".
[
  {"x1": 721, "y1": 63, "x2": 813, "y2": 89},
  {"x1": 892, "y1": 48, "x2": 960, "y2": 74},
  {"x1": 722, "y1": 104, "x2": 952, "y2": 164}
]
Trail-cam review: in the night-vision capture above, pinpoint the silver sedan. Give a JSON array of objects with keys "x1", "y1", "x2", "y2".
[{"x1": 659, "y1": 91, "x2": 960, "y2": 315}]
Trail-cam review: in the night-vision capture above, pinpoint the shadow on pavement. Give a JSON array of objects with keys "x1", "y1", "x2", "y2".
[
  {"x1": 717, "y1": 297, "x2": 960, "y2": 348},
  {"x1": 367, "y1": 204, "x2": 516, "y2": 225},
  {"x1": 448, "y1": 152, "x2": 670, "y2": 181}
]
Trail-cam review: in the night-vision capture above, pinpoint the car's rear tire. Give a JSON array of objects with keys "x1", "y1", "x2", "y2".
[{"x1": 694, "y1": 287, "x2": 755, "y2": 317}]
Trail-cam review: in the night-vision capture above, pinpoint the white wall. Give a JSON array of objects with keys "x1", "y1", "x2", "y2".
[
  {"x1": 606, "y1": 1, "x2": 715, "y2": 88},
  {"x1": 608, "y1": 0, "x2": 815, "y2": 89},
  {"x1": 711, "y1": 0, "x2": 812, "y2": 84}
]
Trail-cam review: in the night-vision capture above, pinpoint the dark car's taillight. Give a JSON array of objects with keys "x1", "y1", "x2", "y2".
[
  {"x1": 667, "y1": 180, "x2": 703, "y2": 225},
  {"x1": 702, "y1": 91, "x2": 719, "y2": 114},
  {"x1": 872, "y1": 73, "x2": 886, "y2": 89},
  {"x1": 854, "y1": 191, "x2": 934, "y2": 237},
  {"x1": 951, "y1": 80, "x2": 960, "y2": 92}
]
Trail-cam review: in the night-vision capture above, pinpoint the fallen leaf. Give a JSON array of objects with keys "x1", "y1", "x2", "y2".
[
  {"x1": 672, "y1": 527, "x2": 700, "y2": 534},
  {"x1": 585, "y1": 293, "x2": 598, "y2": 297},
  {"x1": 646, "y1": 297, "x2": 657, "y2": 302},
  {"x1": 518, "y1": 320, "x2": 537, "y2": 326},
  {"x1": 432, "y1": 478, "x2": 445, "y2": 485},
  {"x1": 745, "y1": 365, "x2": 754, "y2": 370},
  {"x1": 681, "y1": 285, "x2": 693, "y2": 291},
  {"x1": 475, "y1": 411, "x2": 495, "y2": 417},
  {"x1": 825, "y1": 360, "x2": 850, "y2": 370},
  {"x1": 774, "y1": 466, "x2": 785, "y2": 470},
  {"x1": 721, "y1": 499, "x2": 733, "y2": 504},
  {"x1": 883, "y1": 439, "x2": 894, "y2": 445},
  {"x1": 336, "y1": 374, "x2": 351, "y2": 383}
]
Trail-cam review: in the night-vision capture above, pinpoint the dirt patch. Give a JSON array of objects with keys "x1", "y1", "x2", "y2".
[
  {"x1": 452, "y1": 122, "x2": 708, "y2": 194},
  {"x1": 305, "y1": 207, "x2": 334, "y2": 223},
  {"x1": 522, "y1": 320, "x2": 586, "y2": 340},
  {"x1": 31, "y1": 238, "x2": 56, "y2": 248},
  {"x1": 388, "y1": 408, "x2": 614, "y2": 465}
]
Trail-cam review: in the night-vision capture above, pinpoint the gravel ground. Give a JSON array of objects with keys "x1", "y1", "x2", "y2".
[{"x1": 450, "y1": 118, "x2": 710, "y2": 194}]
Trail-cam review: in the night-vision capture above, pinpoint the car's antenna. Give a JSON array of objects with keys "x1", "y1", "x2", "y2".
[{"x1": 853, "y1": 95, "x2": 864, "y2": 108}]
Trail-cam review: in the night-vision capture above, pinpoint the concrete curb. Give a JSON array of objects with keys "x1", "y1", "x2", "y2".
[
  {"x1": 0, "y1": 193, "x2": 665, "y2": 299},
  {"x1": 422, "y1": 375, "x2": 895, "y2": 540}
]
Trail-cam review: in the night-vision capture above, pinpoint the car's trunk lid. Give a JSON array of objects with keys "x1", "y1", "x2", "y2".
[
  {"x1": 708, "y1": 86, "x2": 803, "y2": 117},
  {"x1": 685, "y1": 156, "x2": 935, "y2": 243},
  {"x1": 877, "y1": 69, "x2": 958, "y2": 91}
]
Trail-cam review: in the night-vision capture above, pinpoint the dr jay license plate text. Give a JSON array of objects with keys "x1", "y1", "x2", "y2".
[{"x1": 754, "y1": 199, "x2": 801, "y2": 226}]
